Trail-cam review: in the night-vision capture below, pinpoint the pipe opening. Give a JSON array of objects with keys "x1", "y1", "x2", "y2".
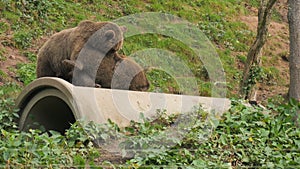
[{"x1": 21, "y1": 95, "x2": 76, "y2": 134}]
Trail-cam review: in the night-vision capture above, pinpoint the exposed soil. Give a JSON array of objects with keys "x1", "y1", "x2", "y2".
[
  {"x1": 0, "y1": 43, "x2": 28, "y2": 85},
  {"x1": 94, "y1": 148, "x2": 131, "y2": 167},
  {"x1": 0, "y1": 19, "x2": 28, "y2": 85},
  {"x1": 239, "y1": 0, "x2": 290, "y2": 103}
]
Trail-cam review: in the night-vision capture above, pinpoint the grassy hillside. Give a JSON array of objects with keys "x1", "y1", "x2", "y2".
[
  {"x1": 0, "y1": 0, "x2": 298, "y2": 168},
  {"x1": 1, "y1": 0, "x2": 288, "y2": 99}
]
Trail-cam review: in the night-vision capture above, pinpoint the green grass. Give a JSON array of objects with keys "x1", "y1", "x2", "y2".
[{"x1": 0, "y1": 48, "x2": 6, "y2": 62}]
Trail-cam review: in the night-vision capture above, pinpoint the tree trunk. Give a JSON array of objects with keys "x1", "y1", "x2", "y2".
[
  {"x1": 288, "y1": 0, "x2": 300, "y2": 101},
  {"x1": 240, "y1": 0, "x2": 277, "y2": 100}
]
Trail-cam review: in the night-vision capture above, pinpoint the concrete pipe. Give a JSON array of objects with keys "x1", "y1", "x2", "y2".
[{"x1": 16, "y1": 77, "x2": 231, "y2": 133}]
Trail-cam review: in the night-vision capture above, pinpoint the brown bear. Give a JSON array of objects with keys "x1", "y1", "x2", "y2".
[
  {"x1": 63, "y1": 52, "x2": 149, "y2": 91},
  {"x1": 37, "y1": 20, "x2": 124, "y2": 84},
  {"x1": 95, "y1": 53, "x2": 149, "y2": 91},
  {"x1": 37, "y1": 20, "x2": 149, "y2": 91}
]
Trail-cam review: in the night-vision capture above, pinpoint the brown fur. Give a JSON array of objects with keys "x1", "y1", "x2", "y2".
[
  {"x1": 37, "y1": 20, "x2": 124, "y2": 85},
  {"x1": 37, "y1": 20, "x2": 149, "y2": 91},
  {"x1": 95, "y1": 53, "x2": 149, "y2": 91},
  {"x1": 63, "y1": 52, "x2": 149, "y2": 91}
]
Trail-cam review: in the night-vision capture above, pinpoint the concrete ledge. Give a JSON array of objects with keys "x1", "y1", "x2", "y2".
[{"x1": 16, "y1": 77, "x2": 231, "y2": 133}]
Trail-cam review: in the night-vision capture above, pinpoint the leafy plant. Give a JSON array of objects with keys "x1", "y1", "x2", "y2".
[
  {"x1": 0, "y1": 48, "x2": 6, "y2": 62},
  {"x1": 0, "y1": 128, "x2": 99, "y2": 168},
  {"x1": 0, "y1": 96, "x2": 19, "y2": 131},
  {"x1": 0, "y1": 91, "x2": 100, "y2": 168},
  {"x1": 16, "y1": 62, "x2": 36, "y2": 85},
  {"x1": 0, "y1": 21, "x2": 9, "y2": 35},
  {"x1": 0, "y1": 82, "x2": 22, "y2": 100},
  {"x1": 242, "y1": 65, "x2": 264, "y2": 96},
  {"x1": 122, "y1": 100, "x2": 300, "y2": 168},
  {"x1": 13, "y1": 31, "x2": 33, "y2": 49},
  {"x1": 198, "y1": 13, "x2": 253, "y2": 52},
  {"x1": 23, "y1": 51, "x2": 37, "y2": 62}
]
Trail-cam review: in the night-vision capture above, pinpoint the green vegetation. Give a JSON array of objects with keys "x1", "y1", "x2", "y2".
[
  {"x1": 0, "y1": 0, "x2": 297, "y2": 168},
  {"x1": 16, "y1": 62, "x2": 36, "y2": 85},
  {"x1": 1, "y1": 86, "x2": 299, "y2": 167},
  {"x1": 16, "y1": 52, "x2": 37, "y2": 85},
  {"x1": 0, "y1": 90, "x2": 99, "y2": 168},
  {"x1": 122, "y1": 100, "x2": 300, "y2": 168},
  {"x1": 146, "y1": 69, "x2": 181, "y2": 94}
]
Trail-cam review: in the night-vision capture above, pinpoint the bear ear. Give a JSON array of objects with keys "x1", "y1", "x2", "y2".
[
  {"x1": 144, "y1": 67, "x2": 153, "y2": 73},
  {"x1": 120, "y1": 26, "x2": 127, "y2": 33},
  {"x1": 105, "y1": 30, "x2": 115, "y2": 40},
  {"x1": 78, "y1": 20, "x2": 94, "y2": 27}
]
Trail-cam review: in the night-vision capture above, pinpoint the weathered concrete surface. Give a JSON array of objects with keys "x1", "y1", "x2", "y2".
[{"x1": 16, "y1": 77, "x2": 231, "y2": 132}]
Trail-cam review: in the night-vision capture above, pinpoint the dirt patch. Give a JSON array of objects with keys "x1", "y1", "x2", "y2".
[
  {"x1": 275, "y1": 0, "x2": 289, "y2": 23},
  {"x1": 0, "y1": 26, "x2": 49, "y2": 86},
  {"x1": 0, "y1": 43, "x2": 29, "y2": 85},
  {"x1": 239, "y1": 0, "x2": 290, "y2": 103},
  {"x1": 94, "y1": 149, "x2": 130, "y2": 167},
  {"x1": 0, "y1": 19, "x2": 27, "y2": 85}
]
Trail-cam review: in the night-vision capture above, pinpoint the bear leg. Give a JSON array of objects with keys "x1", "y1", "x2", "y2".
[{"x1": 36, "y1": 57, "x2": 56, "y2": 78}]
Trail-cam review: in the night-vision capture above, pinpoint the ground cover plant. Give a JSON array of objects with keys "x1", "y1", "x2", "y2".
[
  {"x1": 122, "y1": 99, "x2": 300, "y2": 168},
  {"x1": 1, "y1": 85, "x2": 299, "y2": 168}
]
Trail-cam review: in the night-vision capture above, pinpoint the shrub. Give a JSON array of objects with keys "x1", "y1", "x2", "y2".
[
  {"x1": 13, "y1": 31, "x2": 33, "y2": 49},
  {"x1": 16, "y1": 63, "x2": 36, "y2": 85},
  {"x1": 124, "y1": 100, "x2": 300, "y2": 168}
]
